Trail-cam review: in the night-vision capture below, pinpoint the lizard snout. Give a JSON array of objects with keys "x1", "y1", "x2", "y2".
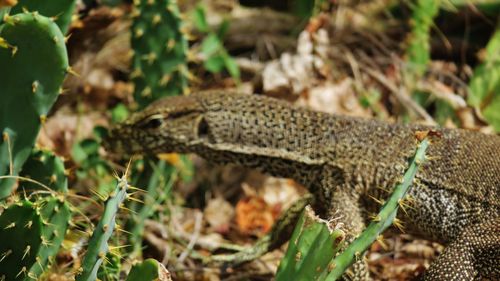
[{"x1": 102, "y1": 125, "x2": 129, "y2": 155}]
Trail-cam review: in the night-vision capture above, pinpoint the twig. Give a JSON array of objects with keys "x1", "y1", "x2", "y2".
[
  {"x1": 364, "y1": 67, "x2": 436, "y2": 124},
  {"x1": 0, "y1": 175, "x2": 57, "y2": 195},
  {"x1": 235, "y1": 58, "x2": 265, "y2": 74},
  {"x1": 177, "y1": 211, "x2": 203, "y2": 263},
  {"x1": 417, "y1": 80, "x2": 466, "y2": 109}
]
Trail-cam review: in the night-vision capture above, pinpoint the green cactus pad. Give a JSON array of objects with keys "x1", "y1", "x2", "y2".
[
  {"x1": 131, "y1": 0, "x2": 189, "y2": 108},
  {"x1": 10, "y1": 0, "x2": 76, "y2": 34},
  {"x1": 0, "y1": 200, "x2": 43, "y2": 281},
  {"x1": 20, "y1": 149, "x2": 69, "y2": 193},
  {"x1": 17, "y1": 150, "x2": 71, "y2": 279},
  {"x1": 28, "y1": 196, "x2": 71, "y2": 279},
  {"x1": 0, "y1": 12, "x2": 69, "y2": 198}
]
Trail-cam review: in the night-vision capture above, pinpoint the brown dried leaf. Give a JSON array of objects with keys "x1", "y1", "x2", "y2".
[
  {"x1": 259, "y1": 178, "x2": 302, "y2": 211},
  {"x1": 156, "y1": 261, "x2": 173, "y2": 281},
  {"x1": 262, "y1": 29, "x2": 331, "y2": 97},
  {"x1": 297, "y1": 80, "x2": 372, "y2": 117},
  {"x1": 235, "y1": 196, "x2": 277, "y2": 236}
]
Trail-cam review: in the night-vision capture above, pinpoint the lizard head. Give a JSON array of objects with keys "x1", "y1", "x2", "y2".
[{"x1": 104, "y1": 94, "x2": 209, "y2": 155}]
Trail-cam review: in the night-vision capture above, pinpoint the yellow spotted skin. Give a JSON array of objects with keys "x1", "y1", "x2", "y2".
[{"x1": 106, "y1": 91, "x2": 500, "y2": 280}]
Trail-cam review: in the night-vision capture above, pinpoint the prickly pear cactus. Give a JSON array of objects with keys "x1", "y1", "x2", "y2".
[
  {"x1": 29, "y1": 195, "x2": 71, "y2": 280},
  {"x1": 0, "y1": 197, "x2": 71, "y2": 280},
  {"x1": 0, "y1": 12, "x2": 69, "y2": 198},
  {"x1": 9, "y1": 0, "x2": 76, "y2": 33},
  {"x1": 76, "y1": 176, "x2": 130, "y2": 281},
  {"x1": 0, "y1": 200, "x2": 43, "y2": 281},
  {"x1": 131, "y1": 0, "x2": 189, "y2": 108}
]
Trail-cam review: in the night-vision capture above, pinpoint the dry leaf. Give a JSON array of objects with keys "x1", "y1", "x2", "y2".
[
  {"x1": 235, "y1": 196, "x2": 277, "y2": 236},
  {"x1": 262, "y1": 29, "x2": 330, "y2": 97},
  {"x1": 297, "y1": 80, "x2": 371, "y2": 117}
]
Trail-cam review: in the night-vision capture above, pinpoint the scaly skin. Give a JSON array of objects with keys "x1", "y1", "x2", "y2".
[{"x1": 105, "y1": 91, "x2": 500, "y2": 280}]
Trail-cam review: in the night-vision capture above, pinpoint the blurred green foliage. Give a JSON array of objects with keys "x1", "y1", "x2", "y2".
[
  {"x1": 468, "y1": 27, "x2": 500, "y2": 131},
  {"x1": 192, "y1": 5, "x2": 240, "y2": 81}
]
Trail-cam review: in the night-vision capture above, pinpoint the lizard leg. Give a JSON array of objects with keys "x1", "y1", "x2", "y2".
[
  {"x1": 423, "y1": 218, "x2": 500, "y2": 280},
  {"x1": 207, "y1": 193, "x2": 314, "y2": 265},
  {"x1": 328, "y1": 190, "x2": 372, "y2": 281}
]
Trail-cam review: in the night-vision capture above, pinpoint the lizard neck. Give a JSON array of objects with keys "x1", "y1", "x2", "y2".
[
  {"x1": 190, "y1": 92, "x2": 410, "y2": 190},
  {"x1": 191, "y1": 94, "x2": 329, "y2": 185}
]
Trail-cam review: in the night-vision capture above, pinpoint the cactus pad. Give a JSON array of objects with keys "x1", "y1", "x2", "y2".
[
  {"x1": 28, "y1": 196, "x2": 71, "y2": 279},
  {"x1": 20, "y1": 149, "x2": 69, "y2": 193},
  {"x1": 0, "y1": 200, "x2": 43, "y2": 280},
  {"x1": 0, "y1": 12, "x2": 69, "y2": 198},
  {"x1": 131, "y1": 0, "x2": 189, "y2": 108},
  {"x1": 77, "y1": 176, "x2": 129, "y2": 281},
  {"x1": 9, "y1": 0, "x2": 76, "y2": 34}
]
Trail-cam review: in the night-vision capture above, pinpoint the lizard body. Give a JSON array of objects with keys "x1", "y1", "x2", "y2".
[{"x1": 106, "y1": 91, "x2": 500, "y2": 280}]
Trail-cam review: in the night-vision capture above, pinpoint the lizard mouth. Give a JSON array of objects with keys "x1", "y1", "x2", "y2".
[{"x1": 102, "y1": 135, "x2": 121, "y2": 155}]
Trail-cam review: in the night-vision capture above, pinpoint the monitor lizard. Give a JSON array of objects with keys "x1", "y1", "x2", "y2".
[{"x1": 105, "y1": 90, "x2": 500, "y2": 280}]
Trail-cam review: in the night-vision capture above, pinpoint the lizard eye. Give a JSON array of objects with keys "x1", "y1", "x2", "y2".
[
  {"x1": 197, "y1": 117, "x2": 209, "y2": 138},
  {"x1": 138, "y1": 115, "x2": 164, "y2": 130}
]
